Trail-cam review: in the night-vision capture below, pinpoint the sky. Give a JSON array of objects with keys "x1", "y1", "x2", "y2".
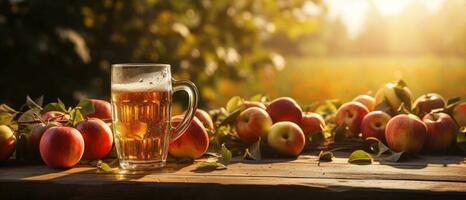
[{"x1": 323, "y1": 0, "x2": 444, "y2": 38}]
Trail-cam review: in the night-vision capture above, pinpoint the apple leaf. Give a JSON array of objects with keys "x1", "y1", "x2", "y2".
[
  {"x1": 218, "y1": 107, "x2": 243, "y2": 127},
  {"x1": 348, "y1": 150, "x2": 372, "y2": 164},
  {"x1": 243, "y1": 138, "x2": 262, "y2": 160},
  {"x1": 249, "y1": 94, "x2": 263, "y2": 102},
  {"x1": 218, "y1": 144, "x2": 232, "y2": 165},
  {"x1": 310, "y1": 131, "x2": 326, "y2": 145},
  {"x1": 0, "y1": 104, "x2": 17, "y2": 114},
  {"x1": 315, "y1": 100, "x2": 338, "y2": 115},
  {"x1": 447, "y1": 97, "x2": 462, "y2": 106},
  {"x1": 194, "y1": 161, "x2": 227, "y2": 171},
  {"x1": 96, "y1": 160, "x2": 113, "y2": 173},
  {"x1": 25, "y1": 95, "x2": 43, "y2": 111},
  {"x1": 365, "y1": 137, "x2": 389, "y2": 157},
  {"x1": 0, "y1": 104, "x2": 18, "y2": 126},
  {"x1": 397, "y1": 102, "x2": 413, "y2": 115},
  {"x1": 226, "y1": 96, "x2": 243, "y2": 113},
  {"x1": 366, "y1": 137, "x2": 406, "y2": 162},
  {"x1": 69, "y1": 108, "x2": 84, "y2": 126},
  {"x1": 374, "y1": 97, "x2": 393, "y2": 114},
  {"x1": 17, "y1": 108, "x2": 41, "y2": 123},
  {"x1": 393, "y1": 87, "x2": 412, "y2": 109},
  {"x1": 43, "y1": 100, "x2": 67, "y2": 113},
  {"x1": 457, "y1": 127, "x2": 466, "y2": 154},
  {"x1": 395, "y1": 79, "x2": 407, "y2": 88},
  {"x1": 77, "y1": 99, "x2": 95, "y2": 116},
  {"x1": 318, "y1": 150, "x2": 334, "y2": 162},
  {"x1": 383, "y1": 151, "x2": 405, "y2": 162},
  {"x1": 333, "y1": 124, "x2": 348, "y2": 142}
]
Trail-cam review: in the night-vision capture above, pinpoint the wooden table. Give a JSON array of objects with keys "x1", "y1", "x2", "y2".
[{"x1": 1, "y1": 152, "x2": 465, "y2": 200}]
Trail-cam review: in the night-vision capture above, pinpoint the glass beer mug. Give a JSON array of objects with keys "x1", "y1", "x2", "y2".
[{"x1": 111, "y1": 64, "x2": 198, "y2": 170}]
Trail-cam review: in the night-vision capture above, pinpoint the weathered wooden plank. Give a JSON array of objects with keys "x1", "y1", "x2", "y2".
[
  {"x1": 0, "y1": 156, "x2": 465, "y2": 183},
  {"x1": 0, "y1": 154, "x2": 464, "y2": 199},
  {"x1": 1, "y1": 174, "x2": 465, "y2": 200}
]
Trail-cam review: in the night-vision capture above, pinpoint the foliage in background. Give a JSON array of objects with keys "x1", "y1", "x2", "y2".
[{"x1": 0, "y1": 0, "x2": 322, "y2": 107}]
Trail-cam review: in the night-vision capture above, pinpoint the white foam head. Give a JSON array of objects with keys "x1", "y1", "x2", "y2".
[{"x1": 112, "y1": 72, "x2": 170, "y2": 92}]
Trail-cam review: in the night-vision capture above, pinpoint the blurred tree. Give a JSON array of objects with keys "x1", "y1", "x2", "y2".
[{"x1": 0, "y1": 0, "x2": 323, "y2": 108}]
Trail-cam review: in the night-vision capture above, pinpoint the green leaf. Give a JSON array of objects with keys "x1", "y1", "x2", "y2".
[
  {"x1": 43, "y1": 100, "x2": 67, "y2": 113},
  {"x1": 218, "y1": 107, "x2": 244, "y2": 127},
  {"x1": 366, "y1": 137, "x2": 406, "y2": 162},
  {"x1": 69, "y1": 108, "x2": 84, "y2": 126},
  {"x1": 25, "y1": 95, "x2": 43, "y2": 110},
  {"x1": 77, "y1": 99, "x2": 95, "y2": 116},
  {"x1": 447, "y1": 97, "x2": 462, "y2": 106},
  {"x1": 333, "y1": 124, "x2": 348, "y2": 142},
  {"x1": 315, "y1": 100, "x2": 338, "y2": 115},
  {"x1": 194, "y1": 161, "x2": 226, "y2": 171},
  {"x1": 0, "y1": 104, "x2": 17, "y2": 114},
  {"x1": 394, "y1": 87, "x2": 412, "y2": 109},
  {"x1": 249, "y1": 94, "x2": 264, "y2": 102},
  {"x1": 96, "y1": 160, "x2": 113, "y2": 173},
  {"x1": 35, "y1": 96, "x2": 44, "y2": 107},
  {"x1": 218, "y1": 144, "x2": 232, "y2": 165},
  {"x1": 397, "y1": 102, "x2": 412, "y2": 115},
  {"x1": 17, "y1": 108, "x2": 41, "y2": 123},
  {"x1": 310, "y1": 131, "x2": 326, "y2": 145},
  {"x1": 395, "y1": 79, "x2": 407, "y2": 88},
  {"x1": 383, "y1": 151, "x2": 405, "y2": 162},
  {"x1": 374, "y1": 97, "x2": 393, "y2": 114},
  {"x1": 365, "y1": 137, "x2": 389, "y2": 157},
  {"x1": 225, "y1": 96, "x2": 243, "y2": 113},
  {"x1": 0, "y1": 104, "x2": 17, "y2": 126},
  {"x1": 348, "y1": 150, "x2": 372, "y2": 164},
  {"x1": 457, "y1": 127, "x2": 466, "y2": 154},
  {"x1": 243, "y1": 138, "x2": 262, "y2": 160},
  {"x1": 318, "y1": 150, "x2": 334, "y2": 162}
]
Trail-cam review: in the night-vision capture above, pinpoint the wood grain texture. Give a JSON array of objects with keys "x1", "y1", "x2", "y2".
[{"x1": 0, "y1": 152, "x2": 465, "y2": 200}]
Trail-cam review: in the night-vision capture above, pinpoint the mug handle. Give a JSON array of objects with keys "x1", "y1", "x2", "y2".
[{"x1": 170, "y1": 79, "x2": 199, "y2": 141}]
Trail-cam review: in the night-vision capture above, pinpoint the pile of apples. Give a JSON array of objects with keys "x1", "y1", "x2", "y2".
[
  {"x1": 0, "y1": 99, "x2": 114, "y2": 168},
  {"x1": 172, "y1": 80, "x2": 466, "y2": 159},
  {"x1": 337, "y1": 80, "x2": 465, "y2": 155}
]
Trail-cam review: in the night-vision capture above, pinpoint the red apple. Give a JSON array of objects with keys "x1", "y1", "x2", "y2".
[
  {"x1": 76, "y1": 118, "x2": 113, "y2": 160},
  {"x1": 29, "y1": 122, "x2": 60, "y2": 152},
  {"x1": 195, "y1": 109, "x2": 215, "y2": 131},
  {"x1": 413, "y1": 93, "x2": 446, "y2": 118},
  {"x1": 385, "y1": 114, "x2": 427, "y2": 154},
  {"x1": 361, "y1": 111, "x2": 391, "y2": 141},
  {"x1": 267, "y1": 121, "x2": 305, "y2": 157},
  {"x1": 236, "y1": 107, "x2": 273, "y2": 144},
  {"x1": 423, "y1": 113, "x2": 457, "y2": 151},
  {"x1": 0, "y1": 125, "x2": 16, "y2": 162},
  {"x1": 266, "y1": 97, "x2": 303, "y2": 124},
  {"x1": 335, "y1": 102, "x2": 369, "y2": 137},
  {"x1": 299, "y1": 112, "x2": 325, "y2": 141},
  {"x1": 169, "y1": 116, "x2": 209, "y2": 159},
  {"x1": 41, "y1": 111, "x2": 70, "y2": 122},
  {"x1": 374, "y1": 82, "x2": 413, "y2": 115},
  {"x1": 242, "y1": 101, "x2": 266, "y2": 110},
  {"x1": 87, "y1": 99, "x2": 112, "y2": 120},
  {"x1": 453, "y1": 102, "x2": 466, "y2": 127},
  {"x1": 40, "y1": 127, "x2": 84, "y2": 168},
  {"x1": 353, "y1": 95, "x2": 375, "y2": 111}
]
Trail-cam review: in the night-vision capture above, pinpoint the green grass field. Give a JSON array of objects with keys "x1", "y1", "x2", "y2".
[{"x1": 211, "y1": 56, "x2": 466, "y2": 107}]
